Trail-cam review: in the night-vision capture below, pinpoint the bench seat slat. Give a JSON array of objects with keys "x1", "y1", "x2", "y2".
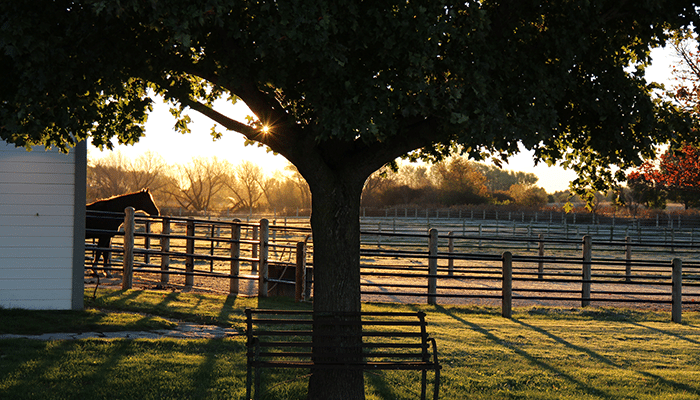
[
  {"x1": 252, "y1": 361, "x2": 438, "y2": 370},
  {"x1": 253, "y1": 351, "x2": 428, "y2": 358}
]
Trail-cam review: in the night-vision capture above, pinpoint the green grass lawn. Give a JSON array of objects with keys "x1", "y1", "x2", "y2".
[{"x1": 1, "y1": 289, "x2": 699, "y2": 399}]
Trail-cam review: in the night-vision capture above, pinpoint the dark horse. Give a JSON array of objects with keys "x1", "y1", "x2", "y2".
[{"x1": 86, "y1": 189, "x2": 159, "y2": 276}]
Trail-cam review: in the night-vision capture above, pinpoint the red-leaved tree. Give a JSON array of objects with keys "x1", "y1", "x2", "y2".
[{"x1": 628, "y1": 144, "x2": 700, "y2": 209}]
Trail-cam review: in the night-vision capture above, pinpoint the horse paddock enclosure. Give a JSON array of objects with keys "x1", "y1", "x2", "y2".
[{"x1": 85, "y1": 211, "x2": 700, "y2": 320}]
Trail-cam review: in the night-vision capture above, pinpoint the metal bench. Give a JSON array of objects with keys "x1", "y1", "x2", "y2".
[{"x1": 245, "y1": 308, "x2": 441, "y2": 400}]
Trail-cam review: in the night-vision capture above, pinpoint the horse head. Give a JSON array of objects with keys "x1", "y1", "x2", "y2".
[{"x1": 139, "y1": 188, "x2": 160, "y2": 216}]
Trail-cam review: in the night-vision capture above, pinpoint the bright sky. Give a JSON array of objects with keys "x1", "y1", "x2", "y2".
[{"x1": 89, "y1": 47, "x2": 678, "y2": 194}]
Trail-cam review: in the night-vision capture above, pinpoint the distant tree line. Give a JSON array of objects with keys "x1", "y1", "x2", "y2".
[
  {"x1": 362, "y1": 156, "x2": 550, "y2": 208},
  {"x1": 88, "y1": 153, "x2": 556, "y2": 214},
  {"x1": 87, "y1": 151, "x2": 310, "y2": 214}
]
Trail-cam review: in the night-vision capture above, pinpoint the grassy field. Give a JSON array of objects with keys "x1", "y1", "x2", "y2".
[{"x1": 1, "y1": 289, "x2": 700, "y2": 399}]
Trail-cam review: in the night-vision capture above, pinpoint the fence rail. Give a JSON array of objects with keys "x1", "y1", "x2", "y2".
[{"x1": 86, "y1": 210, "x2": 700, "y2": 322}]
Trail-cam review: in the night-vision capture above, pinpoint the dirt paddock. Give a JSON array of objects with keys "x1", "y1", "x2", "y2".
[{"x1": 85, "y1": 270, "x2": 700, "y2": 313}]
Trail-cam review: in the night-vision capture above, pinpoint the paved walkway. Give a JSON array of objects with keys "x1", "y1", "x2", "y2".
[{"x1": 0, "y1": 320, "x2": 240, "y2": 341}]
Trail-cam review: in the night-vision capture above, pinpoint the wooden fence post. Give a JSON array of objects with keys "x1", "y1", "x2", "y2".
[
  {"x1": 502, "y1": 251, "x2": 512, "y2": 318},
  {"x1": 160, "y1": 218, "x2": 170, "y2": 284},
  {"x1": 252, "y1": 225, "x2": 259, "y2": 273},
  {"x1": 295, "y1": 241, "x2": 307, "y2": 302},
  {"x1": 582, "y1": 235, "x2": 592, "y2": 307},
  {"x1": 230, "y1": 220, "x2": 241, "y2": 296},
  {"x1": 448, "y1": 231, "x2": 454, "y2": 277},
  {"x1": 672, "y1": 258, "x2": 682, "y2": 323},
  {"x1": 144, "y1": 220, "x2": 151, "y2": 265},
  {"x1": 122, "y1": 207, "x2": 135, "y2": 290},
  {"x1": 209, "y1": 224, "x2": 215, "y2": 272},
  {"x1": 258, "y1": 219, "x2": 269, "y2": 297},
  {"x1": 428, "y1": 228, "x2": 438, "y2": 305},
  {"x1": 538, "y1": 234, "x2": 544, "y2": 280},
  {"x1": 478, "y1": 224, "x2": 482, "y2": 248},
  {"x1": 185, "y1": 219, "x2": 195, "y2": 289},
  {"x1": 625, "y1": 236, "x2": 632, "y2": 282},
  {"x1": 304, "y1": 235, "x2": 313, "y2": 300}
]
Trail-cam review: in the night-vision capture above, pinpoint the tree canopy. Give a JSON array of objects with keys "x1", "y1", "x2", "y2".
[
  {"x1": 2, "y1": 2, "x2": 699, "y2": 398},
  {"x1": 2, "y1": 1, "x2": 697, "y2": 186}
]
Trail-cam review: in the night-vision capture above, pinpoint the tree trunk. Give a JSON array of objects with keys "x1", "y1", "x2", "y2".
[{"x1": 306, "y1": 171, "x2": 365, "y2": 400}]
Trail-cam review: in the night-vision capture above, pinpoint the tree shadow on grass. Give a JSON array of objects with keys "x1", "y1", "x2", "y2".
[
  {"x1": 433, "y1": 305, "x2": 616, "y2": 399},
  {"x1": 365, "y1": 370, "x2": 431, "y2": 400},
  {"x1": 513, "y1": 318, "x2": 700, "y2": 397},
  {"x1": 0, "y1": 339, "x2": 136, "y2": 400},
  {"x1": 628, "y1": 320, "x2": 700, "y2": 346},
  {"x1": 187, "y1": 339, "x2": 248, "y2": 399},
  {"x1": 87, "y1": 287, "x2": 145, "y2": 308}
]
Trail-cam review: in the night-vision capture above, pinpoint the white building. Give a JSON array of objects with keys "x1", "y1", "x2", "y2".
[{"x1": 0, "y1": 140, "x2": 85, "y2": 310}]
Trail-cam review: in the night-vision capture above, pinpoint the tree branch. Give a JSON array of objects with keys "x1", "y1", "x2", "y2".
[{"x1": 178, "y1": 96, "x2": 258, "y2": 137}]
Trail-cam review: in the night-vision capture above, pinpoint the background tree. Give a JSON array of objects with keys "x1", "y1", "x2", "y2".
[
  {"x1": 672, "y1": 37, "x2": 700, "y2": 114},
  {"x1": 507, "y1": 183, "x2": 549, "y2": 207},
  {"x1": 431, "y1": 156, "x2": 490, "y2": 205},
  {"x1": 624, "y1": 172, "x2": 668, "y2": 214},
  {"x1": 87, "y1": 151, "x2": 167, "y2": 202},
  {"x1": 476, "y1": 164, "x2": 539, "y2": 192},
  {"x1": 360, "y1": 166, "x2": 394, "y2": 208},
  {"x1": 259, "y1": 174, "x2": 291, "y2": 212},
  {"x1": 225, "y1": 161, "x2": 267, "y2": 213},
  {"x1": 656, "y1": 144, "x2": 700, "y2": 208},
  {"x1": 166, "y1": 157, "x2": 229, "y2": 212},
  {"x1": 2, "y1": 2, "x2": 697, "y2": 398},
  {"x1": 627, "y1": 144, "x2": 700, "y2": 209},
  {"x1": 284, "y1": 165, "x2": 312, "y2": 211}
]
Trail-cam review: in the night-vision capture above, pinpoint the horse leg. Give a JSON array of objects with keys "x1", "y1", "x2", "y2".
[
  {"x1": 89, "y1": 238, "x2": 102, "y2": 277},
  {"x1": 91, "y1": 251, "x2": 102, "y2": 277},
  {"x1": 98, "y1": 237, "x2": 114, "y2": 278}
]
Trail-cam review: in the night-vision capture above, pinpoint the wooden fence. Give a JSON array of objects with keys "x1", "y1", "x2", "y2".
[
  {"x1": 86, "y1": 210, "x2": 700, "y2": 322},
  {"x1": 85, "y1": 208, "x2": 312, "y2": 300},
  {"x1": 358, "y1": 229, "x2": 700, "y2": 323}
]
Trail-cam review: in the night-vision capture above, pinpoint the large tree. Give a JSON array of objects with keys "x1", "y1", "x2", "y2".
[{"x1": 2, "y1": 1, "x2": 698, "y2": 398}]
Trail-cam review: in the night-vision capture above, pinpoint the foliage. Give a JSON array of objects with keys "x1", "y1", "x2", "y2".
[
  {"x1": 361, "y1": 156, "x2": 549, "y2": 208},
  {"x1": 626, "y1": 36, "x2": 700, "y2": 210},
  {"x1": 507, "y1": 183, "x2": 549, "y2": 207},
  {"x1": 627, "y1": 143, "x2": 700, "y2": 209},
  {"x1": 1, "y1": 1, "x2": 696, "y2": 190},
  {"x1": 431, "y1": 156, "x2": 490, "y2": 205},
  {"x1": 672, "y1": 37, "x2": 700, "y2": 114},
  {"x1": 475, "y1": 164, "x2": 539, "y2": 192}
]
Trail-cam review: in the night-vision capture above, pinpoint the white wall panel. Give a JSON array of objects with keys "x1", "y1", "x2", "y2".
[{"x1": 0, "y1": 141, "x2": 84, "y2": 310}]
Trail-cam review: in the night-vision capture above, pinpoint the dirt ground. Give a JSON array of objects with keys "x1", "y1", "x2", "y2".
[{"x1": 84, "y1": 269, "x2": 700, "y2": 313}]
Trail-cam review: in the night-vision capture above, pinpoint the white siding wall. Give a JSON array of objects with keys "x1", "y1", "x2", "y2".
[{"x1": 0, "y1": 141, "x2": 84, "y2": 310}]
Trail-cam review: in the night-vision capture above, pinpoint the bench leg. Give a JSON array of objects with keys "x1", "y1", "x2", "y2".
[
  {"x1": 421, "y1": 369, "x2": 427, "y2": 400},
  {"x1": 433, "y1": 366, "x2": 441, "y2": 400},
  {"x1": 254, "y1": 365, "x2": 262, "y2": 399},
  {"x1": 246, "y1": 364, "x2": 252, "y2": 400}
]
